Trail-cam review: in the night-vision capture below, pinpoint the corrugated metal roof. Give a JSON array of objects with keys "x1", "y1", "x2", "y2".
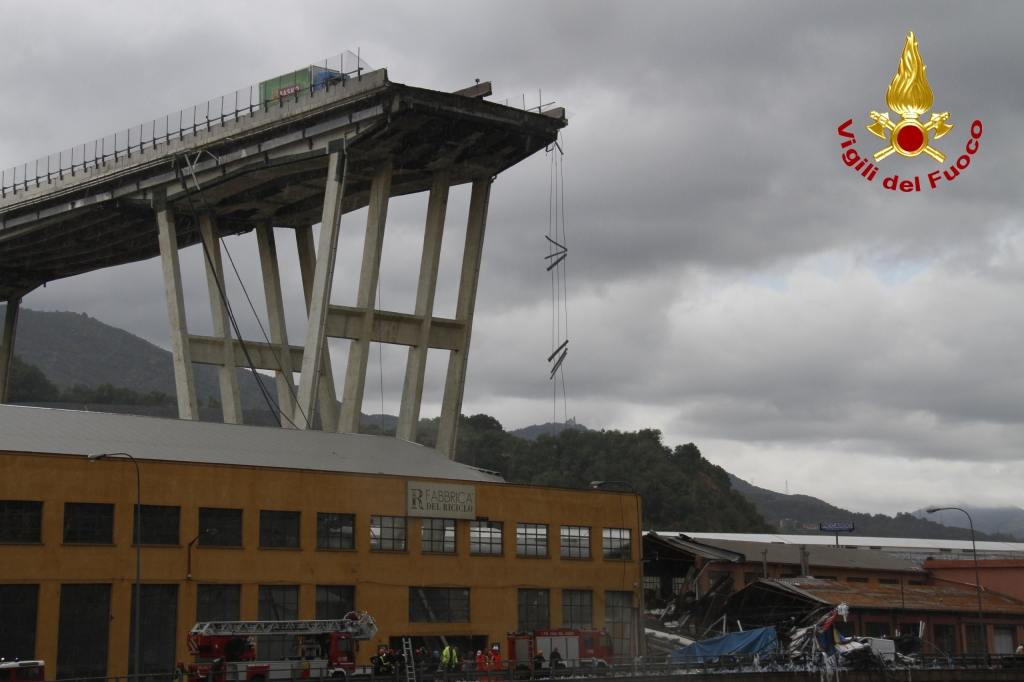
[
  {"x1": 0, "y1": 405, "x2": 503, "y2": 483},
  {"x1": 771, "y1": 578, "x2": 1024, "y2": 614},
  {"x1": 646, "y1": 532, "x2": 745, "y2": 562},
  {"x1": 686, "y1": 537, "x2": 925, "y2": 573},
  {"x1": 675, "y1": 532, "x2": 1024, "y2": 555}
]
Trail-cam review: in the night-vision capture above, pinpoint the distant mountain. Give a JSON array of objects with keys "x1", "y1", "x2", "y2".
[
  {"x1": 4, "y1": 305, "x2": 277, "y2": 410},
  {"x1": 510, "y1": 418, "x2": 590, "y2": 440},
  {"x1": 910, "y1": 505, "x2": 1024, "y2": 540},
  {"x1": 729, "y1": 475, "x2": 1017, "y2": 542}
]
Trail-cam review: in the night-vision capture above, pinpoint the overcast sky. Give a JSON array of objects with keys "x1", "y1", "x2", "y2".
[{"x1": 3, "y1": 1, "x2": 1023, "y2": 516}]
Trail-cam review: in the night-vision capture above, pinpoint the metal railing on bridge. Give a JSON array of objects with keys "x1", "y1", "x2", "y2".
[{"x1": 0, "y1": 51, "x2": 370, "y2": 199}]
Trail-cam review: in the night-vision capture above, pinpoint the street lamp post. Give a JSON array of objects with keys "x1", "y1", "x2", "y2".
[
  {"x1": 927, "y1": 507, "x2": 986, "y2": 660},
  {"x1": 187, "y1": 528, "x2": 218, "y2": 580},
  {"x1": 89, "y1": 452, "x2": 141, "y2": 682},
  {"x1": 590, "y1": 480, "x2": 645, "y2": 660}
]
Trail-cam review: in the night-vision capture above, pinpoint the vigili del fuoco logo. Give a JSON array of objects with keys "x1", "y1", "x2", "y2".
[{"x1": 838, "y1": 31, "x2": 982, "y2": 192}]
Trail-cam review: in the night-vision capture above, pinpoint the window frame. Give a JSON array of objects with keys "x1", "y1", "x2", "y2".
[
  {"x1": 421, "y1": 518, "x2": 457, "y2": 553},
  {"x1": 370, "y1": 515, "x2": 406, "y2": 552},
  {"x1": 561, "y1": 589, "x2": 592, "y2": 630},
  {"x1": 133, "y1": 505, "x2": 180, "y2": 546},
  {"x1": 517, "y1": 588, "x2": 549, "y2": 631},
  {"x1": 560, "y1": 525, "x2": 591, "y2": 558},
  {"x1": 0, "y1": 500, "x2": 43, "y2": 543},
  {"x1": 601, "y1": 527, "x2": 632, "y2": 560},
  {"x1": 316, "y1": 513, "x2": 355, "y2": 550},
  {"x1": 316, "y1": 585, "x2": 355, "y2": 620},
  {"x1": 408, "y1": 587, "x2": 470, "y2": 623},
  {"x1": 517, "y1": 523, "x2": 548, "y2": 557},
  {"x1": 259, "y1": 510, "x2": 301, "y2": 549},
  {"x1": 197, "y1": 508, "x2": 243, "y2": 548},
  {"x1": 195, "y1": 584, "x2": 241, "y2": 622},
  {"x1": 470, "y1": 520, "x2": 503, "y2": 555},
  {"x1": 63, "y1": 503, "x2": 114, "y2": 545}
]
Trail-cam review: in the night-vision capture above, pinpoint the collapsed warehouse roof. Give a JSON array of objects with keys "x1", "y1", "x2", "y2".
[{"x1": 727, "y1": 578, "x2": 1024, "y2": 629}]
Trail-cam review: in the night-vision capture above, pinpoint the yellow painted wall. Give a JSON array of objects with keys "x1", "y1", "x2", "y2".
[{"x1": 0, "y1": 451, "x2": 641, "y2": 674}]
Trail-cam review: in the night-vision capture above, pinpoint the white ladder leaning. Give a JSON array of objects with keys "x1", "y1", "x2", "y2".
[{"x1": 402, "y1": 637, "x2": 416, "y2": 682}]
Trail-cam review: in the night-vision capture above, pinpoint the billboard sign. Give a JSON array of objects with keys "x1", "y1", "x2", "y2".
[
  {"x1": 406, "y1": 481, "x2": 476, "y2": 519},
  {"x1": 819, "y1": 522, "x2": 855, "y2": 533}
]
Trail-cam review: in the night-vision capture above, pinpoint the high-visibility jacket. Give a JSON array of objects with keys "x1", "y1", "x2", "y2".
[{"x1": 442, "y1": 647, "x2": 458, "y2": 665}]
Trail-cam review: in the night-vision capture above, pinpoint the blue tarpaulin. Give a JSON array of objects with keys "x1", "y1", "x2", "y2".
[{"x1": 667, "y1": 627, "x2": 779, "y2": 663}]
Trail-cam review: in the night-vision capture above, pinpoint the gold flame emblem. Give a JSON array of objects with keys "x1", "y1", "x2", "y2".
[{"x1": 867, "y1": 31, "x2": 953, "y2": 162}]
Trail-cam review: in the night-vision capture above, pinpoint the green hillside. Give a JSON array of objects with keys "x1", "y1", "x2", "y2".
[
  {"x1": 730, "y1": 475, "x2": 1017, "y2": 542},
  {"x1": 3, "y1": 305, "x2": 276, "y2": 409},
  {"x1": 437, "y1": 415, "x2": 771, "y2": 533}
]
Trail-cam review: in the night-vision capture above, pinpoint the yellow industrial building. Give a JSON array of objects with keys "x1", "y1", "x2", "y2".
[{"x1": 0, "y1": 405, "x2": 642, "y2": 678}]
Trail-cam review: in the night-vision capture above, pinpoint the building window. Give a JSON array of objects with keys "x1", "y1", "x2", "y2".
[
  {"x1": 409, "y1": 587, "x2": 470, "y2": 623},
  {"x1": 260, "y1": 511, "x2": 300, "y2": 548},
  {"x1": 134, "y1": 505, "x2": 180, "y2": 545},
  {"x1": 316, "y1": 513, "x2": 354, "y2": 550},
  {"x1": 671, "y1": 576, "x2": 688, "y2": 595},
  {"x1": 196, "y1": 585, "x2": 240, "y2": 622},
  {"x1": 517, "y1": 523, "x2": 548, "y2": 557},
  {"x1": 562, "y1": 590, "x2": 592, "y2": 629},
  {"x1": 878, "y1": 578, "x2": 899, "y2": 585},
  {"x1": 605, "y1": 591, "x2": 634, "y2": 660},
  {"x1": 57, "y1": 583, "x2": 111, "y2": 680},
  {"x1": 198, "y1": 508, "x2": 242, "y2": 547},
  {"x1": 63, "y1": 503, "x2": 114, "y2": 544},
  {"x1": 965, "y1": 624, "x2": 987, "y2": 654},
  {"x1": 708, "y1": 570, "x2": 734, "y2": 593},
  {"x1": 643, "y1": 575, "x2": 660, "y2": 592},
  {"x1": 370, "y1": 516, "x2": 406, "y2": 551},
  {"x1": 317, "y1": 586, "x2": 355, "y2": 619},
  {"x1": 816, "y1": 576, "x2": 838, "y2": 581},
  {"x1": 934, "y1": 624, "x2": 956, "y2": 653},
  {"x1": 864, "y1": 622, "x2": 891, "y2": 638},
  {"x1": 744, "y1": 572, "x2": 759, "y2": 585},
  {"x1": 602, "y1": 528, "x2": 631, "y2": 560},
  {"x1": 846, "y1": 576, "x2": 868, "y2": 583},
  {"x1": 561, "y1": 526, "x2": 591, "y2": 558},
  {"x1": 421, "y1": 518, "x2": 456, "y2": 553},
  {"x1": 518, "y1": 589, "x2": 549, "y2": 630},
  {"x1": 0, "y1": 500, "x2": 42, "y2": 543},
  {"x1": 258, "y1": 585, "x2": 299, "y2": 660},
  {"x1": 129, "y1": 584, "x2": 178, "y2": 676},
  {"x1": 0, "y1": 584, "x2": 38, "y2": 662},
  {"x1": 470, "y1": 521, "x2": 503, "y2": 555},
  {"x1": 993, "y1": 627, "x2": 1015, "y2": 655}
]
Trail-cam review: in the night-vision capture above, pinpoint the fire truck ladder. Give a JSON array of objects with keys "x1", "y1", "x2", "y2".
[
  {"x1": 190, "y1": 613, "x2": 378, "y2": 640},
  {"x1": 401, "y1": 638, "x2": 416, "y2": 682}
]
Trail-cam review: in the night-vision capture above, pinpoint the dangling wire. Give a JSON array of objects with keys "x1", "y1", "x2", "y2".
[
  {"x1": 545, "y1": 132, "x2": 570, "y2": 435},
  {"x1": 174, "y1": 152, "x2": 308, "y2": 429}
]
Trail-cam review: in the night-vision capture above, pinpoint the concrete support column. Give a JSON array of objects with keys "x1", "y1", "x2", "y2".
[
  {"x1": 0, "y1": 296, "x2": 21, "y2": 403},
  {"x1": 338, "y1": 160, "x2": 394, "y2": 434},
  {"x1": 156, "y1": 209, "x2": 199, "y2": 420},
  {"x1": 396, "y1": 171, "x2": 450, "y2": 441},
  {"x1": 436, "y1": 178, "x2": 492, "y2": 458},
  {"x1": 257, "y1": 222, "x2": 297, "y2": 428},
  {"x1": 295, "y1": 226, "x2": 339, "y2": 431},
  {"x1": 199, "y1": 214, "x2": 243, "y2": 424},
  {"x1": 293, "y1": 152, "x2": 347, "y2": 429}
]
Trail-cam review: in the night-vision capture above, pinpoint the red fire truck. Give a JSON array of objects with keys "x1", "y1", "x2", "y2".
[
  {"x1": 507, "y1": 629, "x2": 614, "y2": 669},
  {"x1": 187, "y1": 612, "x2": 377, "y2": 682},
  {"x1": 0, "y1": 661, "x2": 45, "y2": 682}
]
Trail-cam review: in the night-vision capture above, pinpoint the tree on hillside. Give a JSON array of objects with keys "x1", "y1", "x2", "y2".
[
  {"x1": 7, "y1": 355, "x2": 61, "y2": 402},
  {"x1": 453, "y1": 417, "x2": 772, "y2": 533}
]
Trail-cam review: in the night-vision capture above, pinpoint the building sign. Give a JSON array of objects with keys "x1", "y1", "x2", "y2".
[
  {"x1": 819, "y1": 522, "x2": 855, "y2": 533},
  {"x1": 406, "y1": 481, "x2": 476, "y2": 519},
  {"x1": 837, "y1": 31, "x2": 982, "y2": 191}
]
